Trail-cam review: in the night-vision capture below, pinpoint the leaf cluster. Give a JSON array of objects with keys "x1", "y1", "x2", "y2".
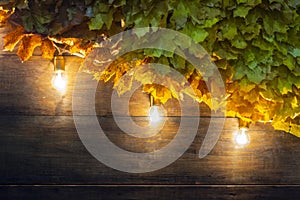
[{"x1": 1, "y1": 0, "x2": 300, "y2": 136}]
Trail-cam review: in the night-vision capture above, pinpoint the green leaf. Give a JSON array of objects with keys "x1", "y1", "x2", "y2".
[
  {"x1": 183, "y1": 23, "x2": 209, "y2": 43},
  {"x1": 133, "y1": 27, "x2": 150, "y2": 38},
  {"x1": 278, "y1": 77, "x2": 292, "y2": 94},
  {"x1": 246, "y1": 66, "x2": 265, "y2": 84},
  {"x1": 239, "y1": 77, "x2": 256, "y2": 92},
  {"x1": 20, "y1": 13, "x2": 34, "y2": 32},
  {"x1": 263, "y1": 14, "x2": 288, "y2": 35},
  {"x1": 170, "y1": 54, "x2": 186, "y2": 70},
  {"x1": 233, "y1": 6, "x2": 252, "y2": 18},
  {"x1": 93, "y1": 2, "x2": 110, "y2": 13},
  {"x1": 288, "y1": 73, "x2": 300, "y2": 88},
  {"x1": 150, "y1": 64, "x2": 172, "y2": 76},
  {"x1": 242, "y1": 48, "x2": 255, "y2": 64},
  {"x1": 144, "y1": 48, "x2": 163, "y2": 57},
  {"x1": 171, "y1": 1, "x2": 188, "y2": 29},
  {"x1": 283, "y1": 54, "x2": 296, "y2": 71},
  {"x1": 201, "y1": 18, "x2": 219, "y2": 28},
  {"x1": 289, "y1": 48, "x2": 300, "y2": 58},
  {"x1": 232, "y1": 35, "x2": 247, "y2": 49},
  {"x1": 191, "y1": 29, "x2": 209, "y2": 43},
  {"x1": 219, "y1": 20, "x2": 237, "y2": 40},
  {"x1": 89, "y1": 14, "x2": 104, "y2": 30},
  {"x1": 252, "y1": 38, "x2": 273, "y2": 51},
  {"x1": 241, "y1": 23, "x2": 261, "y2": 37},
  {"x1": 112, "y1": 0, "x2": 126, "y2": 8}
]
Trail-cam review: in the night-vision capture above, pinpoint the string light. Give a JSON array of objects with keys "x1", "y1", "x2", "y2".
[
  {"x1": 52, "y1": 55, "x2": 67, "y2": 94},
  {"x1": 148, "y1": 95, "x2": 166, "y2": 124},
  {"x1": 233, "y1": 120, "x2": 250, "y2": 148}
]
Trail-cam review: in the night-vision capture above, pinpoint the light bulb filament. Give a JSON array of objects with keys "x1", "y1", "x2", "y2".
[
  {"x1": 234, "y1": 128, "x2": 250, "y2": 147},
  {"x1": 149, "y1": 105, "x2": 164, "y2": 124},
  {"x1": 52, "y1": 70, "x2": 67, "y2": 94}
]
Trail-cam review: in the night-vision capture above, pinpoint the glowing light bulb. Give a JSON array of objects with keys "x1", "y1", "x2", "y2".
[
  {"x1": 234, "y1": 128, "x2": 250, "y2": 147},
  {"x1": 52, "y1": 55, "x2": 67, "y2": 94},
  {"x1": 52, "y1": 70, "x2": 67, "y2": 94},
  {"x1": 149, "y1": 105, "x2": 165, "y2": 124}
]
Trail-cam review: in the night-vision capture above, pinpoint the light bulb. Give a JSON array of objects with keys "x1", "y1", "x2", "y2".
[
  {"x1": 52, "y1": 70, "x2": 67, "y2": 94},
  {"x1": 52, "y1": 55, "x2": 67, "y2": 94},
  {"x1": 148, "y1": 105, "x2": 165, "y2": 124},
  {"x1": 234, "y1": 128, "x2": 250, "y2": 147}
]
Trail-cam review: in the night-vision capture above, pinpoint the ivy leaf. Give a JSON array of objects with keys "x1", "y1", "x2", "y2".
[
  {"x1": 89, "y1": 14, "x2": 104, "y2": 30},
  {"x1": 263, "y1": 13, "x2": 288, "y2": 35},
  {"x1": 17, "y1": 35, "x2": 42, "y2": 61},
  {"x1": 144, "y1": 49, "x2": 163, "y2": 57},
  {"x1": 133, "y1": 27, "x2": 150, "y2": 38},
  {"x1": 201, "y1": 18, "x2": 219, "y2": 28},
  {"x1": 288, "y1": 73, "x2": 300, "y2": 88},
  {"x1": 116, "y1": 73, "x2": 133, "y2": 95},
  {"x1": 219, "y1": 20, "x2": 237, "y2": 40},
  {"x1": 232, "y1": 35, "x2": 247, "y2": 49},
  {"x1": 170, "y1": 1, "x2": 188, "y2": 29},
  {"x1": 246, "y1": 66, "x2": 265, "y2": 84},
  {"x1": 283, "y1": 54, "x2": 296, "y2": 71},
  {"x1": 170, "y1": 54, "x2": 186, "y2": 70},
  {"x1": 3, "y1": 26, "x2": 25, "y2": 51},
  {"x1": 278, "y1": 77, "x2": 293, "y2": 95},
  {"x1": 41, "y1": 39, "x2": 56, "y2": 60},
  {"x1": 240, "y1": 23, "x2": 261, "y2": 40},
  {"x1": 237, "y1": 0, "x2": 262, "y2": 6},
  {"x1": 239, "y1": 77, "x2": 256, "y2": 92},
  {"x1": 183, "y1": 23, "x2": 208, "y2": 43},
  {"x1": 150, "y1": 64, "x2": 172, "y2": 76},
  {"x1": 20, "y1": 11, "x2": 34, "y2": 32},
  {"x1": 233, "y1": 6, "x2": 252, "y2": 18},
  {"x1": 252, "y1": 37, "x2": 273, "y2": 51},
  {"x1": 289, "y1": 48, "x2": 300, "y2": 58}
]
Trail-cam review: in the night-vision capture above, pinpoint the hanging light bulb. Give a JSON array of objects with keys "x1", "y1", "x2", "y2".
[
  {"x1": 233, "y1": 120, "x2": 250, "y2": 148},
  {"x1": 148, "y1": 95, "x2": 166, "y2": 124},
  {"x1": 234, "y1": 128, "x2": 250, "y2": 147},
  {"x1": 52, "y1": 55, "x2": 67, "y2": 94}
]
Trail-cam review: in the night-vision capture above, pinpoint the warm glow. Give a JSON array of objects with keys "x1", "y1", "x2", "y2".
[
  {"x1": 148, "y1": 105, "x2": 165, "y2": 124},
  {"x1": 234, "y1": 128, "x2": 250, "y2": 147},
  {"x1": 52, "y1": 70, "x2": 67, "y2": 94}
]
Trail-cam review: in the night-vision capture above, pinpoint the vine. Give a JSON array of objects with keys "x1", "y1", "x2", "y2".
[{"x1": 0, "y1": 0, "x2": 300, "y2": 136}]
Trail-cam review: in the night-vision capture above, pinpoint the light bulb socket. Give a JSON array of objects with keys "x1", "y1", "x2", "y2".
[
  {"x1": 149, "y1": 94, "x2": 161, "y2": 106},
  {"x1": 54, "y1": 55, "x2": 65, "y2": 71}
]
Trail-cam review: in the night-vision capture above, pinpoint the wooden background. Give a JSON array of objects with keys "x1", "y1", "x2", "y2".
[{"x1": 1, "y1": 28, "x2": 300, "y2": 199}]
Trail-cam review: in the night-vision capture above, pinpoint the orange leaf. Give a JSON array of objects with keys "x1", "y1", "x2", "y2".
[
  {"x1": 3, "y1": 26, "x2": 25, "y2": 51},
  {"x1": 41, "y1": 39, "x2": 56, "y2": 60},
  {"x1": 0, "y1": 9, "x2": 11, "y2": 23},
  {"x1": 17, "y1": 35, "x2": 42, "y2": 61}
]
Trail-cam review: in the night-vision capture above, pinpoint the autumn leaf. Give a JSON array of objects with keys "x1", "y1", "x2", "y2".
[
  {"x1": 0, "y1": 9, "x2": 11, "y2": 23},
  {"x1": 41, "y1": 39, "x2": 56, "y2": 60},
  {"x1": 17, "y1": 35, "x2": 42, "y2": 61},
  {"x1": 143, "y1": 84, "x2": 172, "y2": 104},
  {"x1": 3, "y1": 26, "x2": 25, "y2": 51}
]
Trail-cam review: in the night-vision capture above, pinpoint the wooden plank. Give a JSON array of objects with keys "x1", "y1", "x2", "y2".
[
  {"x1": 0, "y1": 55, "x2": 212, "y2": 116},
  {"x1": 1, "y1": 185, "x2": 300, "y2": 200},
  {"x1": 1, "y1": 115, "x2": 300, "y2": 185}
]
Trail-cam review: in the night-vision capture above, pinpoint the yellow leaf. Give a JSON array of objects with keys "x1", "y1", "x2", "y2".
[
  {"x1": 116, "y1": 74, "x2": 133, "y2": 95},
  {"x1": 143, "y1": 84, "x2": 172, "y2": 104},
  {"x1": 0, "y1": 9, "x2": 11, "y2": 23},
  {"x1": 3, "y1": 26, "x2": 24, "y2": 51},
  {"x1": 17, "y1": 35, "x2": 42, "y2": 61},
  {"x1": 41, "y1": 39, "x2": 56, "y2": 60}
]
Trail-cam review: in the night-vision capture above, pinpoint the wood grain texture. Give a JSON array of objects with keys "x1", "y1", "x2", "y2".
[
  {"x1": 1, "y1": 115, "x2": 300, "y2": 185},
  {"x1": 1, "y1": 185, "x2": 300, "y2": 200},
  {"x1": 2, "y1": 29, "x2": 300, "y2": 199},
  {"x1": 0, "y1": 55, "x2": 212, "y2": 116}
]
